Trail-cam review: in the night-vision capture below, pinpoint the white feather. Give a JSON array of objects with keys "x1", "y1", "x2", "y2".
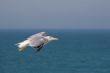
[{"x1": 17, "y1": 40, "x2": 30, "y2": 52}]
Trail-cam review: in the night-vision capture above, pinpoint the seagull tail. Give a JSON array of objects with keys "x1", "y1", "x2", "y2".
[{"x1": 16, "y1": 40, "x2": 29, "y2": 52}]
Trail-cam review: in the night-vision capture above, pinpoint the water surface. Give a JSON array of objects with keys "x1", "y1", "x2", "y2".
[{"x1": 0, "y1": 29, "x2": 110, "y2": 73}]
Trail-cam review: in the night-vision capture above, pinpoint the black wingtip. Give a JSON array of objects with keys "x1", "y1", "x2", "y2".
[{"x1": 37, "y1": 47, "x2": 43, "y2": 52}]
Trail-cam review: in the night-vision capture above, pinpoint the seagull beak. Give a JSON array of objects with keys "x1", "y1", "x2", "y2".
[{"x1": 53, "y1": 37, "x2": 58, "y2": 40}]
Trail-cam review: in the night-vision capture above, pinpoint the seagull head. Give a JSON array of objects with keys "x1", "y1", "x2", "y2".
[{"x1": 45, "y1": 36, "x2": 58, "y2": 42}]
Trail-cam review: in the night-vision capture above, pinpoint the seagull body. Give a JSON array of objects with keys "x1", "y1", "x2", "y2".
[{"x1": 16, "y1": 32, "x2": 58, "y2": 52}]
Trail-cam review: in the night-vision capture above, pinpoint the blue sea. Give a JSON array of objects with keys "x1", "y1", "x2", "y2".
[{"x1": 0, "y1": 29, "x2": 110, "y2": 73}]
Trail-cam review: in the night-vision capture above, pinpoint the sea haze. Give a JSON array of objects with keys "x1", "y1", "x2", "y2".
[{"x1": 0, "y1": 29, "x2": 110, "y2": 73}]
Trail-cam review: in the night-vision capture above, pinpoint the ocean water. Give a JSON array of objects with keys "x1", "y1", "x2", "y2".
[{"x1": 0, "y1": 29, "x2": 110, "y2": 73}]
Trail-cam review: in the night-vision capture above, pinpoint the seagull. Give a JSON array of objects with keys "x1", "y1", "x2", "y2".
[{"x1": 16, "y1": 32, "x2": 58, "y2": 52}]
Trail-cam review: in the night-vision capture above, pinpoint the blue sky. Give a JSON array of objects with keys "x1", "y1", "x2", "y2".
[{"x1": 0, "y1": 0, "x2": 110, "y2": 29}]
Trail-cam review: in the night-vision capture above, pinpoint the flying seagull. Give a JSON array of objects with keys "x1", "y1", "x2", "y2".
[{"x1": 16, "y1": 32, "x2": 58, "y2": 52}]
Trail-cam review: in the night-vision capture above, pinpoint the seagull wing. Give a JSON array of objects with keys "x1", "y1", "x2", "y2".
[
  {"x1": 29, "y1": 38, "x2": 48, "y2": 51},
  {"x1": 36, "y1": 32, "x2": 48, "y2": 36},
  {"x1": 29, "y1": 38, "x2": 45, "y2": 47},
  {"x1": 27, "y1": 32, "x2": 47, "y2": 40}
]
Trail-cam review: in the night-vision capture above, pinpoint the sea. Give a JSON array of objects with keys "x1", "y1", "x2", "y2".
[{"x1": 0, "y1": 29, "x2": 110, "y2": 73}]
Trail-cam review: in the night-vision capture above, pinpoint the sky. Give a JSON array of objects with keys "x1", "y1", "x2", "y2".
[{"x1": 0, "y1": 0, "x2": 110, "y2": 29}]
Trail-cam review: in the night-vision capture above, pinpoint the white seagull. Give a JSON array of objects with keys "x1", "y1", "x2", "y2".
[{"x1": 16, "y1": 32, "x2": 58, "y2": 52}]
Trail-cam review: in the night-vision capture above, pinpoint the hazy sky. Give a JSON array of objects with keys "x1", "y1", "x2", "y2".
[{"x1": 0, "y1": 0, "x2": 110, "y2": 29}]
